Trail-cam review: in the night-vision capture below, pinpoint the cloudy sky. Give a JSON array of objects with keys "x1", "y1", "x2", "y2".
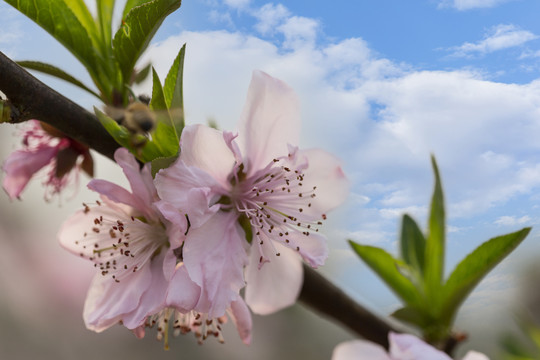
[{"x1": 2, "y1": 0, "x2": 540, "y2": 356}]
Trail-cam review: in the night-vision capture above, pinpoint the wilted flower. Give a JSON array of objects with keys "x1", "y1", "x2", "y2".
[
  {"x1": 155, "y1": 71, "x2": 348, "y2": 318},
  {"x1": 2, "y1": 120, "x2": 93, "y2": 200},
  {"x1": 332, "y1": 332, "x2": 489, "y2": 360}
]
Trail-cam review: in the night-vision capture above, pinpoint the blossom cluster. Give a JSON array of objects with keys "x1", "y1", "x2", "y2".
[{"x1": 43, "y1": 71, "x2": 348, "y2": 346}]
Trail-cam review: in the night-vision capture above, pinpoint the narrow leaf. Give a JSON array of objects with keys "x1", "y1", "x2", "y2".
[
  {"x1": 391, "y1": 305, "x2": 432, "y2": 328},
  {"x1": 423, "y1": 155, "x2": 446, "y2": 306},
  {"x1": 97, "y1": 0, "x2": 115, "y2": 50},
  {"x1": 133, "y1": 63, "x2": 152, "y2": 84},
  {"x1": 163, "y1": 44, "x2": 186, "y2": 135},
  {"x1": 349, "y1": 241, "x2": 423, "y2": 306},
  {"x1": 64, "y1": 0, "x2": 100, "y2": 48},
  {"x1": 440, "y1": 227, "x2": 531, "y2": 325},
  {"x1": 5, "y1": 0, "x2": 96, "y2": 72},
  {"x1": 122, "y1": 0, "x2": 154, "y2": 19},
  {"x1": 400, "y1": 214, "x2": 426, "y2": 274},
  {"x1": 112, "y1": 0, "x2": 181, "y2": 84},
  {"x1": 17, "y1": 61, "x2": 100, "y2": 99},
  {"x1": 149, "y1": 68, "x2": 179, "y2": 156}
]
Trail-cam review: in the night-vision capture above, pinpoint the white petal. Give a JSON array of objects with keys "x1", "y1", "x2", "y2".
[
  {"x1": 389, "y1": 332, "x2": 452, "y2": 360},
  {"x1": 179, "y1": 124, "x2": 235, "y2": 189},
  {"x1": 237, "y1": 71, "x2": 301, "y2": 175},
  {"x1": 332, "y1": 340, "x2": 391, "y2": 360},
  {"x1": 245, "y1": 243, "x2": 302, "y2": 315},
  {"x1": 462, "y1": 351, "x2": 490, "y2": 360}
]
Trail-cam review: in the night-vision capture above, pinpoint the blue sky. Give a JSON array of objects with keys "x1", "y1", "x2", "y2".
[{"x1": 2, "y1": 0, "x2": 540, "y2": 356}]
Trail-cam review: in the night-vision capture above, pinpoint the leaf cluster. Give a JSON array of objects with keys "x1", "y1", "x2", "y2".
[
  {"x1": 6, "y1": 0, "x2": 181, "y2": 106},
  {"x1": 350, "y1": 156, "x2": 531, "y2": 343}
]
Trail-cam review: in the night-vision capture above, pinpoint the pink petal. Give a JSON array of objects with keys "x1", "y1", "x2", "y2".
[
  {"x1": 294, "y1": 148, "x2": 349, "y2": 218},
  {"x1": 228, "y1": 297, "x2": 252, "y2": 345},
  {"x1": 245, "y1": 243, "x2": 302, "y2": 315},
  {"x1": 2, "y1": 145, "x2": 58, "y2": 199},
  {"x1": 114, "y1": 148, "x2": 157, "y2": 207},
  {"x1": 58, "y1": 206, "x2": 122, "y2": 257},
  {"x1": 155, "y1": 160, "x2": 221, "y2": 228},
  {"x1": 122, "y1": 252, "x2": 170, "y2": 329},
  {"x1": 389, "y1": 332, "x2": 452, "y2": 360},
  {"x1": 87, "y1": 179, "x2": 144, "y2": 214},
  {"x1": 179, "y1": 124, "x2": 235, "y2": 189},
  {"x1": 166, "y1": 264, "x2": 202, "y2": 313},
  {"x1": 83, "y1": 265, "x2": 153, "y2": 332},
  {"x1": 462, "y1": 351, "x2": 490, "y2": 360},
  {"x1": 332, "y1": 340, "x2": 391, "y2": 360},
  {"x1": 182, "y1": 211, "x2": 248, "y2": 318},
  {"x1": 237, "y1": 71, "x2": 301, "y2": 175},
  {"x1": 285, "y1": 231, "x2": 328, "y2": 268},
  {"x1": 156, "y1": 201, "x2": 188, "y2": 250}
]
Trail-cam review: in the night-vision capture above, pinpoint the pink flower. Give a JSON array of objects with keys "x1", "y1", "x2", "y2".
[
  {"x1": 332, "y1": 333, "x2": 489, "y2": 360},
  {"x1": 58, "y1": 148, "x2": 177, "y2": 333},
  {"x1": 2, "y1": 120, "x2": 93, "y2": 200},
  {"x1": 58, "y1": 148, "x2": 251, "y2": 346},
  {"x1": 155, "y1": 71, "x2": 348, "y2": 318}
]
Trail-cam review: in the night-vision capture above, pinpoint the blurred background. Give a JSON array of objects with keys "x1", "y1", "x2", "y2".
[{"x1": 3, "y1": 0, "x2": 540, "y2": 359}]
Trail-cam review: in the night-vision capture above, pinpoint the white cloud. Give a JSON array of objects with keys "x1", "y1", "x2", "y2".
[
  {"x1": 277, "y1": 16, "x2": 319, "y2": 49},
  {"x1": 439, "y1": 0, "x2": 516, "y2": 10},
  {"x1": 449, "y1": 24, "x2": 538, "y2": 57},
  {"x1": 135, "y1": 1, "x2": 540, "y2": 250},
  {"x1": 494, "y1": 215, "x2": 533, "y2": 226},
  {"x1": 223, "y1": 0, "x2": 251, "y2": 9},
  {"x1": 253, "y1": 3, "x2": 290, "y2": 35}
]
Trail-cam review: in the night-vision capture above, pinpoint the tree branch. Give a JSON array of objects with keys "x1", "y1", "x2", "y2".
[
  {"x1": 0, "y1": 51, "x2": 118, "y2": 159},
  {"x1": 300, "y1": 263, "x2": 396, "y2": 348},
  {"x1": 0, "y1": 50, "x2": 397, "y2": 349}
]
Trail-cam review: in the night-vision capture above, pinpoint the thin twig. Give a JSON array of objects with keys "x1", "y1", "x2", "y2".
[{"x1": 0, "y1": 50, "x2": 397, "y2": 349}]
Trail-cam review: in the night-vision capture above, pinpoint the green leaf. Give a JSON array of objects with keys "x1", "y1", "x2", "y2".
[
  {"x1": 17, "y1": 61, "x2": 100, "y2": 99},
  {"x1": 97, "y1": 0, "x2": 115, "y2": 51},
  {"x1": 349, "y1": 241, "x2": 423, "y2": 306},
  {"x1": 163, "y1": 44, "x2": 186, "y2": 135},
  {"x1": 400, "y1": 214, "x2": 426, "y2": 275},
  {"x1": 440, "y1": 227, "x2": 531, "y2": 325},
  {"x1": 133, "y1": 63, "x2": 152, "y2": 84},
  {"x1": 423, "y1": 155, "x2": 446, "y2": 306},
  {"x1": 122, "y1": 0, "x2": 154, "y2": 19},
  {"x1": 5, "y1": 0, "x2": 96, "y2": 73},
  {"x1": 151, "y1": 155, "x2": 178, "y2": 177},
  {"x1": 391, "y1": 305, "x2": 432, "y2": 328},
  {"x1": 64, "y1": 0, "x2": 100, "y2": 48},
  {"x1": 149, "y1": 68, "x2": 179, "y2": 156},
  {"x1": 112, "y1": 0, "x2": 181, "y2": 84}
]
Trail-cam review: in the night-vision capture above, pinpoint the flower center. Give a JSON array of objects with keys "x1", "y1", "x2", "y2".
[
  {"x1": 75, "y1": 201, "x2": 168, "y2": 282},
  {"x1": 230, "y1": 157, "x2": 326, "y2": 261}
]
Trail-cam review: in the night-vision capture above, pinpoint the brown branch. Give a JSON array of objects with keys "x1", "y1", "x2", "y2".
[
  {"x1": 0, "y1": 51, "x2": 119, "y2": 159},
  {"x1": 300, "y1": 264, "x2": 397, "y2": 348},
  {"x1": 0, "y1": 50, "x2": 397, "y2": 349}
]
